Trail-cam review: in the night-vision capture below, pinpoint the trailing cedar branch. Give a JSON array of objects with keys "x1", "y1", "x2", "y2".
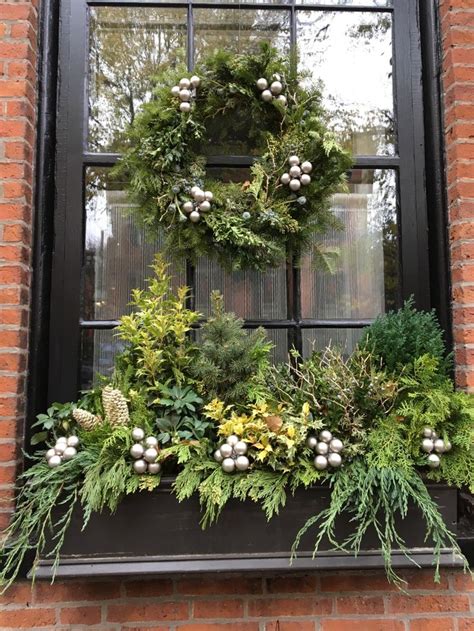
[{"x1": 290, "y1": 462, "x2": 470, "y2": 589}]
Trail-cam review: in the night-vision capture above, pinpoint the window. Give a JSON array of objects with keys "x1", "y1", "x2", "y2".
[{"x1": 47, "y1": 0, "x2": 435, "y2": 404}]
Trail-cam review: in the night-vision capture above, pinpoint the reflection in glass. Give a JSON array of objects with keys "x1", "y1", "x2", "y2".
[
  {"x1": 302, "y1": 328, "x2": 365, "y2": 359},
  {"x1": 296, "y1": 0, "x2": 391, "y2": 5},
  {"x1": 80, "y1": 329, "x2": 124, "y2": 390},
  {"x1": 301, "y1": 169, "x2": 399, "y2": 319},
  {"x1": 88, "y1": 7, "x2": 187, "y2": 152},
  {"x1": 194, "y1": 9, "x2": 290, "y2": 62},
  {"x1": 83, "y1": 168, "x2": 185, "y2": 321},
  {"x1": 296, "y1": 11, "x2": 394, "y2": 155}
]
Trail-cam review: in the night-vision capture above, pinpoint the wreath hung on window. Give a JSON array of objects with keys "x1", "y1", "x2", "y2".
[{"x1": 116, "y1": 43, "x2": 352, "y2": 271}]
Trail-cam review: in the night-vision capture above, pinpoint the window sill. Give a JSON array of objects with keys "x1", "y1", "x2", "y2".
[{"x1": 32, "y1": 480, "x2": 463, "y2": 579}]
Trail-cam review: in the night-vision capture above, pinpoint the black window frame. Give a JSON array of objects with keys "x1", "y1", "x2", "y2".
[{"x1": 29, "y1": 0, "x2": 450, "y2": 416}]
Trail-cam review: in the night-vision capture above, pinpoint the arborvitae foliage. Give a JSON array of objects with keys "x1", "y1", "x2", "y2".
[
  {"x1": 359, "y1": 298, "x2": 449, "y2": 374},
  {"x1": 191, "y1": 292, "x2": 272, "y2": 405}
]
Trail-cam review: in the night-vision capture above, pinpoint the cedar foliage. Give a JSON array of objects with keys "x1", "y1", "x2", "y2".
[{"x1": 191, "y1": 291, "x2": 272, "y2": 405}]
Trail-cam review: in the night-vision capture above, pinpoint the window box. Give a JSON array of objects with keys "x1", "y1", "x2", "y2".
[{"x1": 33, "y1": 481, "x2": 462, "y2": 579}]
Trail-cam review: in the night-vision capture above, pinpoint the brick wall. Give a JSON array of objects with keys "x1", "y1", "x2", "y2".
[
  {"x1": 0, "y1": 0, "x2": 473, "y2": 629},
  {"x1": 0, "y1": 572, "x2": 472, "y2": 630},
  {"x1": 0, "y1": 0, "x2": 37, "y2": 534}
]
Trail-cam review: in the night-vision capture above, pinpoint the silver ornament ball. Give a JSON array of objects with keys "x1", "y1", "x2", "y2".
[
  {"x1": 270, "y1": 80, "x2": 283, "y2": 95},
  {"x1": 62, "y1": 446, "x2": 77, "y2": 461},
  {"x1": 300, "y1": 174, "x2": 311, "y2": 186},
  {"x1": 235, "y1": 455, "x2": 250, "y2": 471},
  {"x1": 328, "y1": 452, "x2": 342, "y2": 468},
  {"x1": 179, "y1": 101, "x2": 191, "y2": 113},
  {"x1": 276, "y1": 95, "x2": 287, "y2": 106},
  {"x1": 133, "y1": 459, "x2": 148, "y2": 474},
  {"x1": 148, "y1": 462, "x2": 161, "y2": 474},
  {"x1": 130, "y1": 443, "x2": 144, "y2": 459},
  {"x1": 190, "y1": 75, "x2": 200, "y2": 88},
  {"x1": 145, "y1": 436, "x2": 158, "y2": 448},
  {"x1": 179, "y1": 77, "x2": 191, "y2": 89},
  {"x1": 189, "y1": 210, "x2": 201, "y2": 223},
  {"x1": 423, "y1": 427, "x2": 434, "y2": 438},
  {"x1": 179, "y1": 88, "x2": 191, "y2": 102},
  {"x1": 45, "y1": 448, "x2": 56, "y2": 460},
  {"x1": 316, "y1": 441, "x2": 329, "y2": 456},
  {"x1": 234, "y1": 441, "x2": 248, "y2": 456},
  {"x1": 319, "y1": 429, "x2": 333, "y2": 443},
  {"x1": 314, "y1": 455, "x2": 328, "y2": 470},
  {"x1": 256, "y1": 77, "x2": 268, "y2": 91},
  {"x1": 306, "y1": 436, "x2": 317, "y2": 449},
  {"x1": 214, "y1": 449, "x2": 224, "y2": 463},
  {"x1": 329, "y1": 438, "x2": 343, "y2": 453},
  {"x1": 242, "y1": 212, "x2": 251, "y2": 220},
  {"x1": 144, "y1": 447, "x2": 158, "y2": 463},
  {"x1": 219, "y1": 443, "x2": 233, "y2": 459},
  {"x1": 289, "y1": 165, "x2": 301, "y2": 178},
  {"x1": 288, "y1": 155, "x2": 300, "y2": 166},
  {"x1": 171, "y1": 85, "x2": 180, "y2": 97},
  {"x1": 56, "y1": 436, "x2": 67, "y2": 444},
  {"x1": 190, "y1": 185, "x2": 200, "y2": 196},
  {"x1": 261, "y1": 89, "x2": 273, "y2": 102},
  {"x1": 67, "y1": 435, "x2": 80, "y2": 448},
  {"x1": 421, "y1": 438, "x2": 434, "y2": 453},
  {"x1": 301, "y1": 161, "x2": 313, "y2": 174},
  {"x1": 204, "y1": 191, "x2": 214, "y2": 201},
  {"x1": 132, "y1": 427, "x2": 145, "y2": 441},
  {"x1": 48, "y1": 454, "x2": 62, "y2": 468},
  {"x1": 221, "y1": 457, "x2": 236, "y2": 473},
  {"x1": 55, "y1": 442, "x2": 66, "y2": 455},
  {"x1": 193, "y1": 190, "x2": 206, "y2": 203},
  {"x1": 182, "y1": 201, "x2": 194, "y2": 213},
  {"x1": 280, "y1": 173, "x2": 291, "y2": 185},
  {"x1": 444, "y1": 440, "x2": 452, "y2": 452},
  {"x1": 199, "y1": 200, "x2": 211, "y2": 212},
  {"x1": 226, "y1": 434, "x2": 239, "y2": 446},
  {"x1": 289, "y1": 179, "x2": 301, "y2": 192},
  {"x1": 434, "y1": 439, "x2": 446, "y2": 453},
  {"x1": 427, "y1": 453, "x2": 441, "y2": 468}
]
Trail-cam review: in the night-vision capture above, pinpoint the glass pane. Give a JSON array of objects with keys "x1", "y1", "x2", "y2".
[
  {"x1": 80, "y1": 329, "x2": 124, "y2": 389},
  {"x1": 88, "y1": 7, "x2": 187, "y2": 152},
  {"x1": 296, "y1": 1, "x2": 391, "y2": 5},
  {"x1": 197, "y1": 0, "x2": 290, "y2": 3},
  {"x1": 83, "y1": 167, "x2": 186, "y2": 321},
  {"x1": 302, "y1": 327, "x2": 365, "y2": 359},
  {"x1": 301, "y1": 169, "x2": 399, "y2": 319},
  {"x1": 296, "y1": 11, "x2": 394, "y2": 155},
  {"x1": 194, "y1": 9, "x2": 291, "y2": 63}
]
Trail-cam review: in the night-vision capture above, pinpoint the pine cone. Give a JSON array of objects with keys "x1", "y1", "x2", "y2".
[
  {"x1": 73, "y1": 408, "x2": 100, "y2": 431},
  {"x1": 102, "y1": 386, "x2": 130, "y2": 427}
]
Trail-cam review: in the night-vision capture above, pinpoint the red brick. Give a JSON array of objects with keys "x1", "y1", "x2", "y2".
[
  {"x1": 319, "y1": 573, "x2": 395, "y2": 592},
  {"x1": 107, "y1": 602, "x2": 189, "y2": 623},
  {"x1": 0, "y1": 162, "x2": 25, "y2": 179},
  {"x1": 0, "y1": 441, "x2": 17, "y2": 462},
  {"x1": 0, "y1": 265, "x2": 28, "y2": 285},
  {"x1": 459, "y1": 619, "x2": 474, "y2": 631},
  {"x1": 322, "y1": 622, "x2": 403, "y2": 631},
  {"x1": 2, "y1": 223, "x2": 30, "y2": 243},
  {"x1": 0, "y1": 203, "x2": 29, "y2": 220},
  {"x1": 0, "y1": 4, "x2": 35, "y2": 20},
  {"x1": 447, "y1": 141, "x2": 474, "y2": 161},
  {"x1": 193, "y1": 599, "x2": 244, "y2": 619},
  {"x1": 452, "y1": 572, "x2": 474, "y2": 591},
  {"x1": 0, "y1": 245, "x2": 30, "y2": 264},
  {"x1": 248, "y1": 598, "x2": 332, "y2": 618},
  {"x1": 409, "y1": 619, "x2": 455, "y2": 631},
  {"x1": 451, "y1": 265, "x2": 474, "y2": 283},
  {"x1": 10, "y1": 22, "x2": 31, "y2": 39},
  {"x1": 266, "y1": 576, "x2": 318, "y2": 594},
  {"x1": 0, "y1": 607, "x2": 56, "y2": 628},
  {"x1": 446, "y1": 27, "x2": 474, "y2": 47},
  {"x1": 265, "y1": 623, "x2": 315, "y2": 631},
  {"x1": 176, "y1": 577, "x2": 263, "y2": 595},
  {"x1": 0, "y1": 41, "x2": 29, "y2": 60},
  {"x1": 33, "y1": 581, "x2": 120, "y2": 603},
  {"x1": 4, "y1": 141, "x2": 32, "y2": 161},
  {"x1": 0, "y1": 418, "x2": 19, "y2": 439},
  {"x1": 388, "y1": 594, "x2": 470, "y2": 614},
  {"x1": 336, "y1": 595, "x2": 385, "y2": 614},
  {"x1": 455, "y1": 368, "x2": 474, "y2": 387},
  {"x1": 0, "y1": 582, "x2": 33, "y2": 605},
  {"x1": 8, "y1": 60, "x2": 35, "y2": 81},
  {"x1": 124, "y1": 579, "x2": 174, "y2": 598},
  {"x1": 60, "y1": 605, "x2": 102, "y2": 625},
  {"x1": 177, "y1": 625, "x2": 258, "y2": 631},
  {"x1": 455, "y1": 345, "x2": 474, "y2": 365},
  {"x1": 399, "y1": 571, "x2": 449, "y2": 591},
  {"x1": 0, "y1": 462, "x2": 16, "y2": 484}
]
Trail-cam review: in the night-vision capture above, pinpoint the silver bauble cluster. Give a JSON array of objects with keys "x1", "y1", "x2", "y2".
[
  {"x1": 421, "y1": 427, "x2": 452, "y2": 468},
  {"x1": 280, "y1": 156, "x2": 313, "y2": 192},
  {"x1": 45, "y1": 435, "x2": 80, "y2": 468},
  {"x1": 171, "y1": 75, "x2": 200, "y2": 113},
  {"x1": 307, "y1": 429, "x2": 344, "y2": 471},
  {"x1": 214, "y1": 435, "x2": 250, "y2": 473},
  {"x1": 130, "y1": 427, "x2": 161, "y2": 475},
  {"x1": 256, "y1": 74, "x2": 287, "y2": 107},
  {"x1": 182, "y1": 186, "x2": 214, "y2": 223}
]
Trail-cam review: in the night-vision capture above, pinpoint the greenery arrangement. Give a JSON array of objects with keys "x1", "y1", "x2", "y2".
[
  {"x1": 1, "y1": 257, "x2": 472, "y2": 590},
  {"x1": 115, "y1": 44, "x2": 352, "y2": 271}
]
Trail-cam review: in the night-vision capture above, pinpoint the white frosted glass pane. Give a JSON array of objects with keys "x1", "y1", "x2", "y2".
[
  {"x1": 301, "y1": 169, "x2": 399, "y2": 319},
  {"x1": 83, "y1": 168, "x2": 186, "y2": 321},
  {"x1": 296, "y1": 11, "x2": 394, "y2": 155},
  {"x1": 80, "y1": 329, "x2": 124, "y2": 389}
]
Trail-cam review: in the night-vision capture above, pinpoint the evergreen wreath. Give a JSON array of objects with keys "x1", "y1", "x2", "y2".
[{"x1": 116, "y1": 43, "x2": 352, "y2": 271}]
